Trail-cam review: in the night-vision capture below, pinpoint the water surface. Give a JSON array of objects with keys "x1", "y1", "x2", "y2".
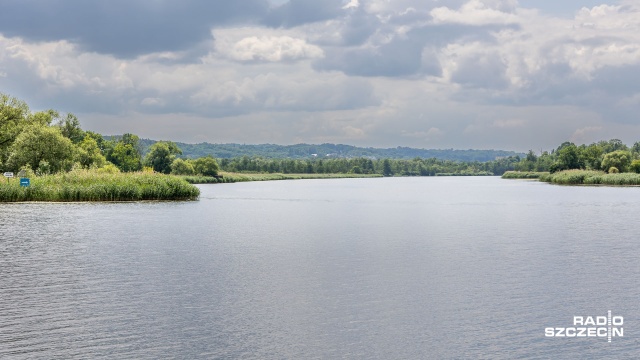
[{"x1": 1, "y1": 177, "x2": 638, "y2": 358}]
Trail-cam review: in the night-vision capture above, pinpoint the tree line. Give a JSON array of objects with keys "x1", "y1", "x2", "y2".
[
  {"x1": 215, "y1": 156, "x2": 519, "y2": 176},
  {"x1": 513, "y1": 139, "x2": 640, "y2": 174},
  {"x1": 0, "y1": 93, "x2": 219, "y2": 176}
]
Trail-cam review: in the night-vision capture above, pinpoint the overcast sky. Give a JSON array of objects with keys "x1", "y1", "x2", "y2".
[{"x1": 1, "y1": 0, "x2": 638, "y2": 151}]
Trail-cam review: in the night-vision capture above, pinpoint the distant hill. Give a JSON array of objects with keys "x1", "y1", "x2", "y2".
[{"x1": 135, "y1": 140, "x2": 523, "y2": 162}]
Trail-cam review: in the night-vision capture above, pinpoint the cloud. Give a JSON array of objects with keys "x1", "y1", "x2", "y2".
[
  {"x1": 219, "y1": 35, "x2": 324, "y2": 62},
  {"x1": 492, "y1": 119, "x2": 525, "y2": 128},
  {"x1": 431, "y1": 0, "x2": 520, "y2": 26},
  {"x1": 2, "y1": 1, "x2": 640, "y2": 150},
  {"x1": 0, "y1": 0, "x2": 270, "y2": 58},
  {"x1": 264, "y1": 0, "x2": 345, "y2": 27}
]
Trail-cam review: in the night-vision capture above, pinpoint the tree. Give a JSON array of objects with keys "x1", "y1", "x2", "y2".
[
  {"x1": 552, "y1": 143, "x2": 581, "y2": 172},
  {"x1": 580, "y1": 144, "x2": 604, "y2": 170},
  {"x1": 630, "y1": 159, "x2": 640, "y2": 173},
  {"x1": 0, "y1": 93, "x2": 31, "y2": 168},
  {"x1": 6, "y1": 125, "x2": 75, "y2": 173},
  {"x1": 631, "y1": 142, "x2": 640, "y2": 158},
  {"x1": 382, "y1": 159, "x2": 393, "y2": 176},
  {"x1": 57, "y1": 113, "x2": 84, "y2": 143},
  {"x1": 77, "y1": 136, "x2": 107, "y2": 168},
  {"x1": 109, "y1": 142, "x2": 142, "y2": 172},
  {"x1": 601, "y1": 150, "x2": 632, "y2": 173},
  {"x1": 107, "y1": 133, "x2": 143, "y2": 172},
  {"x1": 193, "y1": 156, "x2": 219, "y2": 176},
  {"x1": 170, "y1": 158, "x2": 195, "y2": 175},
  {"x1": 144, "y1": 141, "x2": 182, "y2": 174},
  {"x1": 598, "y1": 139, "x2": 628, "y2": 153}
]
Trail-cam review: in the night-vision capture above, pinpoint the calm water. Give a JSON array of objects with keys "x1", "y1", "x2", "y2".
[{"x1": 1, "y1": 177, "x2": 639, "y2": 359}]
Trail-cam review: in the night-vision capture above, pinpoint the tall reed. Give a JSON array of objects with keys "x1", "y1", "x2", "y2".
[{"x1": 0, "y1": 169, "x2": 199, "y2": 202}]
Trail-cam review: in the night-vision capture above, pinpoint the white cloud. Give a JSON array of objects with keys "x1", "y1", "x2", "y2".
[
  {"x1": 430, "y1": 0, "x2": 520, "y2": 25},
  {"x1": 2, "y1": 2, "x2": 640, "y2": 149},
  {"x1": 224, "y1": 36, "x2": 324, "y2": 62}
]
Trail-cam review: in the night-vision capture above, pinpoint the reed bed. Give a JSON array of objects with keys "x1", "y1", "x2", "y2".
[
  {"x1": 181, "y1": 172, "x2": 383, "y2": 184},
  {"x1": 502, "y1": 171, "x2": 550, "y2": 179},
  {"x1": 539, "y1": 170, "x2": 640, "y2": 186},
  {"x1": 0, "y1": 170, "x2": 199, "y2": 202}
]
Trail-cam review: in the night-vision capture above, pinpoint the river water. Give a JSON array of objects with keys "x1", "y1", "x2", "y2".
[{"x1": 1, "y1": 177, "x2": 638, "y2": 359}]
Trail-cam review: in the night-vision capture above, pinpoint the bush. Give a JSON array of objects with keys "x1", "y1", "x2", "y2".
[{"x1": 609, "y1": 167, "x2": 619, "y2": 174}]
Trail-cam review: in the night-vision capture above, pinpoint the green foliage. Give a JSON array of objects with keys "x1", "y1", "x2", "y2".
[
  {"x1": 541, "y1": 170, "x2": 605, "y2": 185},
  {"x1": 382, "y1": 159, "x2": 393, "y2": 176},
  {"x1": 6, "y1": 125, "x2": 75, "y2": 173},
  {"x1": 0, "y1": 93, "x2": 31, "y2": 168},
  {"x1": 609, "y1": 167, "x2": 619, "y2": 174},
  {"x1": 579, "y1": 144, "x2": 604, "y2": 170},
  {"x1": 0, "y1": 169, "x2": 199, "y2": 202},
  {"x1": 149, "y1": 141, "x2": 522, "y2": 162},
  {"x1": 170, "y1": 158, "x2": 195, "y2": 175},
  {"x1": 109, "y1": 142, "x2": 142, "y2": 172},
  {"x1": 552, "y1": 143, "x2": 582, "y2": 172},
  {"x1": 502, "y1": 171, "x2": 549, "y2": 179},
  {"x1": 182, "y1": 172, "x2": 382, "y2": 184},
  {"x1": 57, "y1": 113, "x2": 84, "y2": 144},
  {"x1": 144, "y1": 141, "x2": 182, "y2": 174},
  {"x1": 193, "y1": 156, "x2": 220, "y2": 177},
  {"x1": 598, "y1": 139, "x2": 628, "y2": 153},
  {"x1": 539, "y1": 169, "x2": 640, "y2": 186},
  {"x1": 630, "y1": 159, "x2": 640, "y2": 174},
  {"x1": 601, "y1": 150, "x2": 632, "y2": 173},
  {"x1": 77, "y1": 136, "x2": 107, "y2": 168}
]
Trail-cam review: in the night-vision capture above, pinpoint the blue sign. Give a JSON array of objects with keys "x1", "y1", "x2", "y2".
[{"x1": 20, "y1": 178, "x2": 30, "y2": 187}]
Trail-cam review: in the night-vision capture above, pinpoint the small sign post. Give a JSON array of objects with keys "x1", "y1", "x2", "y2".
[
  {"x1": 3, "y1": 172, "x2": 13, "y2": 184},
  {"x1": 20, "y1": 178, "x2": 30, "y2": 187}
]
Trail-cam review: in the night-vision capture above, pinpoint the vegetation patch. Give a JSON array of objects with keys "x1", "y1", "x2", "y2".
[
  {"x1": 0, "y1": 170, "x2": 200, "y2": 202},
  {"x1": 181, "y1": 172, "x2": 383, "y2": 184},
  {"x1": 502, "y1": 171, "x2": 550, "y2": 179},
  {"x1": 539, "y1": 170, "x2": 640, "y2": 186}
]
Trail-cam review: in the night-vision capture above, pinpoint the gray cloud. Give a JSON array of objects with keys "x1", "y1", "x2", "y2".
[
  {"x1": 264, "y1": 0, "x2": 345, "y2": 28},
  {"x1": 0, "y1": 0, "x2": 269, "y2": 58}
]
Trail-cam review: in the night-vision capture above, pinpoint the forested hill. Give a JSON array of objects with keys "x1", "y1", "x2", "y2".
[{"x1": 133, "y1": 139, "x2": 522, "y2": 161}]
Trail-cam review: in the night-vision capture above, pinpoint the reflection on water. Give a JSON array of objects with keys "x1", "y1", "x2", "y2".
[{"x1": 1, "y1": 178, "x2": 638, "y2": 359}]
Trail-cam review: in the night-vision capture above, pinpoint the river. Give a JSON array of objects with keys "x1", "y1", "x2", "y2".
[{"x1": 1, "y1": 177, "x2": 638, "y2": 358}]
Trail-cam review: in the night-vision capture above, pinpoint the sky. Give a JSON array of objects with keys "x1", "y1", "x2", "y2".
[{"x1": 0, "y1": 0, "x2": 638, "y2": 152}]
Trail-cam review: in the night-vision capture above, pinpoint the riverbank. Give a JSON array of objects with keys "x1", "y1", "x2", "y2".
[
  {"x1": 0, "y1": 170, "x2": 199, "y2": 202},
  {"x1": 501, "y1": 171, "x2": 549, "y2": 179},
  {"x1": 181, "y1": 172, "x2": 383, "y2": 184},
  {"x1": 504, "y1": 169, "x2": 640, "y2": 186}
]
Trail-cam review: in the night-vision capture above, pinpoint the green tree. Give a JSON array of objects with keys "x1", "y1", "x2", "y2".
[
  {"x1": 631, "y1": 142, "x2": 640, "y2": 158},
  {"x1": 552, "y1": 143, "x2": 581, "y2": 172},
  {"x1": 598, "y1": 139, "x2": 628, "y2": 153},
  {"x1": 630, "y1": 159, "x2": 640, "y2": 173},
  {"x1": 6, "y1": 125, "x2": 75, "y2": 173},
  {"x1": 193, "y1": 156, "x2": 220, "y2": 176},
  {"x1": 144, "y1": 141, "x2": 182, "y2": 174},
  {"x1": 601, "y1": 150, "x2": 632, "y2": 173},
  {"x1": 109, "y1": 142, "x2": 142, "y2": 172},
  {"x1": 57, "y1": 113, "x2": 84, "y2": 143},
  {"x1": 382, "y1": 159, "x2": 393, "y2": 176},
  {"x1": 580, "y1": 144, "x2": 604, "y2": 170},
  {"x1": 77, "y1": 136, "x2": 107, "y2": 168},
  {"x1": 170, "y1": 158, "x2": 196, "y2": 175},
  {"x1": 0, "y1": 93, "x2": 31, "y2": 168}
]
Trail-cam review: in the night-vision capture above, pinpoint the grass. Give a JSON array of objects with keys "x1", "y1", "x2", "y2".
[
  {"x1": 502, "y1": 171, "x2": 550, "y2": 179},
  {"x1": 538, "y1": 170, "x2": 640, "y2": 186},
  {"x1": 0, "y1": 169, "x2": 200, "y2": 202},
  {"x1": 181, "y1": 172, "x2": 383, "y2": 184}
]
